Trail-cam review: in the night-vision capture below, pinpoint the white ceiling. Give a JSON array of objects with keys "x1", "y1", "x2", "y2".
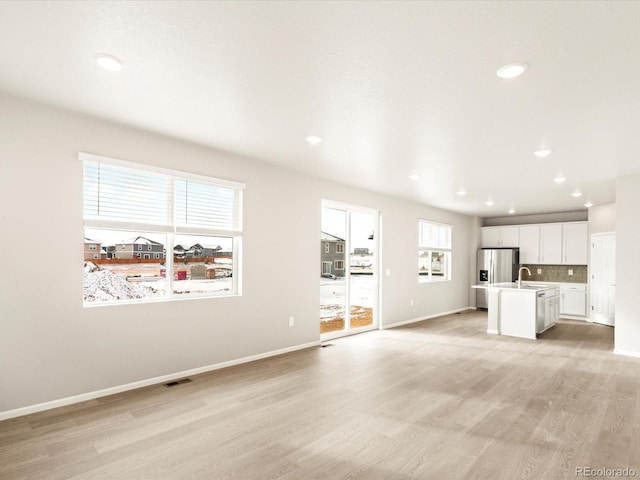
[{"x1": 1, "y1": 1, "x2": 639, "y2": 217}]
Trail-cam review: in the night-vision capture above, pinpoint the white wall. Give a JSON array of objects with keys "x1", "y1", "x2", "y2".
[
  {"x1": 614, "y1": 176, "x2": 640, "y2": 355},
  {"x1": 588, "y1": 203, "x2": 616, "y2": 234},
  {"x1": 0, "y1": 93, "x2": 475, "y2": 415}
]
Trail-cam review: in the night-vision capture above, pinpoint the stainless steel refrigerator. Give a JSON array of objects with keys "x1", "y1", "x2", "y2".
[{"x1": 476, "y1": 248, "x2": 519, "y2": 309}]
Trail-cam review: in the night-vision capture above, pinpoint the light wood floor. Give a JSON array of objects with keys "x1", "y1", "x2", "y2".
[{"x1": 1, "y1": 311, "x2": 639, "y2": 479}]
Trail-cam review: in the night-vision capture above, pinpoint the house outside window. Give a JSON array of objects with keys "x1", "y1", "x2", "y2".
[
  {"x1": 418, "y1": 220, "x2": 452, "y2": 282},
  {"x1": 335, "y1": 260, "x2": 345, "y2": 270},
  {"x1": 320, "y1": 232, "x2": 346, "y2": 277},
  {"x1": 82, "y1": 152, "x2": 244, "y2": 305}
]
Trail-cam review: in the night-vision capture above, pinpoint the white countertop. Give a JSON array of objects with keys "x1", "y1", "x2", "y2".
[{"x1": 472, "y1": 282, "x2": 558, "y2": 292}]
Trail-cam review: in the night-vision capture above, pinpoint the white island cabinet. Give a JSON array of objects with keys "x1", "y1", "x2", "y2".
[{"x1": 472, "y1": 283, "x2": 559, "y2": 339}]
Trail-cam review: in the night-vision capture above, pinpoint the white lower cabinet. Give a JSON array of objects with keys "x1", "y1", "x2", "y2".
[
  {"x1": 560, "y1": 284, "x2": 587, "y2": 316},
  {"x1": 544, "y1": 288, "x2": 560, "y2": 331}
]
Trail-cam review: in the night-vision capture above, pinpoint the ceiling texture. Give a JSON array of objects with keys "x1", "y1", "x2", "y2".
[{"x1": 1, "y1": 1, "x2": 639, "y2": 217}]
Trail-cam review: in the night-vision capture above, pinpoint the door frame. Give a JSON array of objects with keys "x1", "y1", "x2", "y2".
[
  {"x1": 321, "y1": 200, "x2": 381, "y2": 341},
  {"x1": 590, "y1": 232, "x2": 616, "y2": 326}
]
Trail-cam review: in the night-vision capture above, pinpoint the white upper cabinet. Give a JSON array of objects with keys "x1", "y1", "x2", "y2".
[
  {"x1": 481, "y1": 221, "x2": 588, "y2": 265},
  {"x1": 518, "y1": 225, "x2": 541, "y2": 263},
  {"x1": 480, "y1": 226, "x2": 519, "y2": 247},
  {"x1": 563, "y1": 222, "x2": 588, "y2": 264},
  {"x1": 540, "y1": 224, "x2": 563, "y2": 264}
]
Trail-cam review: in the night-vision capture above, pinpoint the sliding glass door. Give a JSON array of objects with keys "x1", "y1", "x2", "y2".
[{"x1": 320, "y1": 201, "x2": 379, "y2": 339}]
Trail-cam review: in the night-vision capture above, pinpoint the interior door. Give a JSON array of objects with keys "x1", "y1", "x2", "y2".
[
  {"x1": 591, "y1": 233, "x2": 615, "y2": 326},
  {"x1": 320, "y1": 202, "x2": 379, "y2": 339}
]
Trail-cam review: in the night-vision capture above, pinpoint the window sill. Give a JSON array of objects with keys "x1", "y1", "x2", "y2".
[
  {"x1": 418, "y1": 278, "x2": 450, "y2": 284},
  {"x1": 83, "y1": 292, "x2": 241, "y2": 308}
]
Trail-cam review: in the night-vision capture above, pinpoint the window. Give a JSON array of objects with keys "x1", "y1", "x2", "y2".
[
  {"x1": 418, "y1": 220, "x2": 451, "y2": 282},
  {"x1": 82, "y1": 152, "x2": 244, "y2": 305},
  {"x1": 335, "y1": 260, "x2": 345, "y2": 270},
  {"x1": 322, "y1": 261, "x2": 332, "y2": 275},
  {"x1": 324, "y1": 243, "x2": 330, "y2": 253},
  {"x1": 336, "y1": 243, "x2": 344, "y2": 254},
  {"x1": 88, "y1": 244, "x2": 97, "y2": 250}
]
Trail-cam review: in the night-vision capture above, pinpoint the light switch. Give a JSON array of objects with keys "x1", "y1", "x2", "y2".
[
  {"x1": 537, "y1": 268, "x2": 542, "y2": 274},
  {"x1": 385, "y1": 268, "x2": 391, "y2": 276}
]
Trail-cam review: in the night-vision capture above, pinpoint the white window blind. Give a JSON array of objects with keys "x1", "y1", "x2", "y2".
[
  {"x1": 82, "y1": 153, "x2": 244, "y2": 233},
  {"x1": 83, "y1": 162, "x2": 169, "y2": 226},
  {"x1": 419, "y1": 221, "x2": 451, "y2": 249},
  {"x1": 173, "y1": 179, "x2": 240, "y2": 232}
]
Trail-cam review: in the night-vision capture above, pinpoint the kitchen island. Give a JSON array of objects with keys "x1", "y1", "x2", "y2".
[{"x1": 472, "y1": 282, "x2": 560, "y2": 339}]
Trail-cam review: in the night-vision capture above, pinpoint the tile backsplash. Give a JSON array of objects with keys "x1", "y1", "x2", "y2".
[{"x1": 521, "y1": 264, "x2": 588, "y2": 283}]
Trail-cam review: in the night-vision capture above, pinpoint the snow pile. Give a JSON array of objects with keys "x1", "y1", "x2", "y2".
[{"x1": 83, "y1": 263, "x2": 162, "y2": 302}]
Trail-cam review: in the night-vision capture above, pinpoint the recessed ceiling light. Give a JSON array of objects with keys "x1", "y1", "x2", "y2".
[
  {"x1": 534, "y1": 149, "x2": 552, "y2": 158},
  {"x1": 305, "y1": 135, "x2": 323, "y2": 145},
  {"x1": 553, "y1": 176, "x2": 566, "y2": 183},
  {"x1": 508, "y1": 208, "x2": 516, "y2": 214},
  {"x1": 584, "y1": 201, "x2": 594, "y2": 208},
  {"x1": 496, "y1": 63, "x2": 528, "y2": 79},
  {"x1": 572, "y1": 191, "x2": 583, "y2": 198},
  {"x1": 95, "y1": 53, "x2": 123, "y2": 72},
  {"x1": 486, "y1": 199, "x2": 494, "y2": 206},
  {"x1": 456, "y1": 188, "x2": 467, "y2": 196},
  {"x1": 408, "y1": 174, "x2": 421, "y2": 181}
]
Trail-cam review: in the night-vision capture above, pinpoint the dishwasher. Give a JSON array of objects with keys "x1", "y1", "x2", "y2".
[{"x1": 536, "y1": 291, "x2": 547, "y2": 333}]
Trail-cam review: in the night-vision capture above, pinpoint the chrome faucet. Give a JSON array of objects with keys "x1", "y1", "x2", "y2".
[{"x1": 517, "y1": 266, "x2": 531, "y2": 287}]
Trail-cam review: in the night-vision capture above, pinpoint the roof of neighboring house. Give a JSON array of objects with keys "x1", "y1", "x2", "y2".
[
  {"x1": 84, "y1": 237, "x2": 101, "y2": 244},
  {"x1": 118, "y1": 236, "x2": 163, "y2": 246},
  {"x1": 191, "y1": 243, "x2": 222, "y2": 250},
  {"x1": 321, "y1": 231, "x2": 345, "y2": 242},
  {"x1": 173, "y1": 244, "x2": 221, "y2": 253}
]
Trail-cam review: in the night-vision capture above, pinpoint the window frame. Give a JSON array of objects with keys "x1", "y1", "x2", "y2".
[
  {"x1": 81, "y1": 152, "x2": 244, "y2": 306},
  {"x1": 336, "y1": 243, "x2": 345, "y2": 254},
  {"x1": 418, "y1": 219, "x2": 452, "y2": 283}
]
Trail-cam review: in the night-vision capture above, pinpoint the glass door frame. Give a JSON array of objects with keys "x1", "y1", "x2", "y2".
[{"x1": 321, "y1": 199, "x2": 380, "y2": 341}]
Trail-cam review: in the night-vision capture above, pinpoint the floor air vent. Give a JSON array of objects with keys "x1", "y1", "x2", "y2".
[
  {"x1": 165, "y1": 378, "x2": 192, "y2": 387},
  {"x1": 320, "y1": 343, "x2": 335, "y2": 348}
]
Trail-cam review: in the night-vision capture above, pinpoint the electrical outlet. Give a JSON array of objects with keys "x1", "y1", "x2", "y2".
[
  {"x1": 410, "y1": 299, "x2": 414, "y2": 307},
  {"x1": 537, "y1": 268, "x2": 542, "y2": 274},
  {"x1": 288, "y1": 316, "x2": 295, "y2": 327},
  {"x1": 385, "y1": 268, "x2": 391, "y2": 276},
  {"x1": 568, "y1": 269, "x2": 573, "y2": 276}
]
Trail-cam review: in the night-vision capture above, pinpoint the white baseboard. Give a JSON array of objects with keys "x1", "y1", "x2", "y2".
[
  {"x1": 0, "y1": 341, "x2": 320, "y2": 421},
  {"x1": 559, "y1": 315, "x2": 589, "y2": 321},
  {"x1": 486, "y1": 329, "x2": 499, "y2": 335},
  {"x1": 381, "y1": 307, "x2": 473, "y2": 330},
  {"x1": 613, "y1": 348, "x2": 640, "y2": 358}
]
